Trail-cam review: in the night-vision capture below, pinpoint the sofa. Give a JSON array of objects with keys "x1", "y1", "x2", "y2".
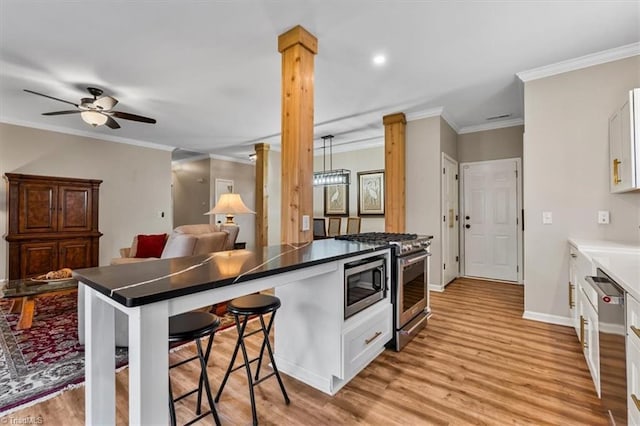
[
  {"x1": 110, "y1": 223, "x2": 238, "y2": 265},
  {"x1": 79, "y1": 224, "x2": 238, "y2": 347}
]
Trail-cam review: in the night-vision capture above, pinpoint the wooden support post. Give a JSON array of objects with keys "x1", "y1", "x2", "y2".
[
  {"x1": 278, "y1": 25, "x2": 318, "y2": 244},
  {"x1": 255, "y1": 143, "x2": 270, "y2": 247},
  {"x1": 383, "y1": 112, "x2": 406, "y2": 233}
]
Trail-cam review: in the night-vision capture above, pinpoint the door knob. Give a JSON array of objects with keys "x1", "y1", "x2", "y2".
[
  {"x1": 465, "y1": 215, "x2": 470, "y2": 220},
  {"x1": 465, "y1": 224, "x2": 471, "y2": 229}
]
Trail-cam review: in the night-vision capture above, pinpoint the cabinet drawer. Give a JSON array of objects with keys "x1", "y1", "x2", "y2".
[
  {"x1": 577, "y1": 251, "x2": 597, "y2": 311},
  {"x1": 342, "y1": 306, "x2": 391, "y2": 379},
  {"x1": 628, "y1": 294, "x2": 640, "y2": 351}
]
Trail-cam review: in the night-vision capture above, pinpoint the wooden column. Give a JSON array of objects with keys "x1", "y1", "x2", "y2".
[
  {"x1": 278, "y1": 25, "x2": 318, "y2": 244},
  {"x1": 383, "y1": 112, "x2": 406, "y2": 233},
  {"x1": 254, "y1": 143, "x2": 269, "y2": 247}
]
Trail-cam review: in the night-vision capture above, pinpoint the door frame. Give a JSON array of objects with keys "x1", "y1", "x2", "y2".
[
  {"x1": 441, "y1": 153, "x2": 459, "y2": 288},
  {"x1": 459, "y1": 157, "x2": 523, "y2": 284}
]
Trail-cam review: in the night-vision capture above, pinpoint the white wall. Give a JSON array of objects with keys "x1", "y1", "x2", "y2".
[
  {"x1": 0, "y1": 123, "x2": 173, "y2": 278},
  {"x1": 406, "y1": 116, "x2": 442, "y2": 285},
  {"x1": 523, "y1": 56, "x2": 640, "y2": 320},
  {"x1": 209, "y1": 157, "x2": 256, "y2": 249},
  {"x1": 172, "y1": 157, "x2": 211, "y2": 227},
  {"x1": 313, "y1": 146, "x2": 385, "y2": 234},
  {"x1": 458, "y1": 125, "x2": 524, "y2": 163}
]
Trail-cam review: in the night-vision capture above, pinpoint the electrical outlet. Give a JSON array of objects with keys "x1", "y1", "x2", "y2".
[
  {"x1": 542, "y1": 211, "x2": 552, "y2": 225},
  {"x1": 302, "y1": 215, "x2": 310, "y2": 231},
  {"x1": 598, "y1": 210, "x2": 610, "y2": 224}
]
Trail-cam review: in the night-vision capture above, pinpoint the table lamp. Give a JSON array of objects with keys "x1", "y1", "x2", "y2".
[{"x1": 204, "y1": 193, "x2": 255, "y2": 224}]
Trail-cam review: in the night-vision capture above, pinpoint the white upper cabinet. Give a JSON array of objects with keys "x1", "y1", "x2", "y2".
[{"x1": 609, "y1": 88, "x2": 640, "y2": 193}]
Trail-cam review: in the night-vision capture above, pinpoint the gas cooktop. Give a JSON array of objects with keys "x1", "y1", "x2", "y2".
[{"x1": 335, "y1": 232, "x2": 433, "y2": 255}]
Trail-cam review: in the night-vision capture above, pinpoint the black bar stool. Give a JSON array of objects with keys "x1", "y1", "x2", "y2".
[
  {"x1": 215, "y1": 294, "x2": 290, "y2": 425},
  {"x1": 168, "y1": 311, "x2": 221, "y2": 426}
]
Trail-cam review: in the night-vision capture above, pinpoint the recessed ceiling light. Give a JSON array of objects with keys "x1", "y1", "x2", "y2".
[{"x1": 373, "y1": 54, "x2": 386, "y2": 65}]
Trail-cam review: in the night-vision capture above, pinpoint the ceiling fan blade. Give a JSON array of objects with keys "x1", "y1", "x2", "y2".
[
  {"x1": 42, "y1": 110, "x2": 81, "y2": 116},
  {"x1": 111, "y1": 111, "x2": 156, "y2": 124},
  {"x1": 24, "y1": 89, "x2": 78, "y2": 107},
  {"x1": 94, "y1": 96, "x2": 118, "y2": 111},
  {"x1": 105, "y1": 116, "x2": 121, "y2": 129}
]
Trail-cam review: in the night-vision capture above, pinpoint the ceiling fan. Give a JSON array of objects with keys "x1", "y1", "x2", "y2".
[{"x1": 23, "y1": 87, "x2": 156, "y2": 129}]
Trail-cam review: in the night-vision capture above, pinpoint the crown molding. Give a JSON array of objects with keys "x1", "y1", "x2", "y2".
[
  {"x1": 209, "y1": 153, "x2": 254, "y2": 165},
  {"x1": 171, "y1": 154, "x2": 211, "y2": 165},
  {"x1": 405, "y1": 107, "x2": 444, "y2": 122},
  {"x1": 0, "y1": 116, "x2": 175, "y2": 151},
  {"x1": 405, "y1": 107, "x2": 460, "y2": 133},
  {"x1": 458, "y1": 118, "x2": 524, "y2": 135},
  {"x1": 516, "y1": 42, "x2": 640, "y2": 82}
]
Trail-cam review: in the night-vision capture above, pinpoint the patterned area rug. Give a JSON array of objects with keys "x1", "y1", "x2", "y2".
[{"x1": 0, "y1": 293, "x2": 237, "y2": 415}]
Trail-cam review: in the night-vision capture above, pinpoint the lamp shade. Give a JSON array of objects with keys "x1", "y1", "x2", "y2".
[
  {"x1": 80, "y1": 110, "x2": 108, "y2": 127},
  {"x1": 204, "y1": 193, "x2": 255, "y2": 216}
]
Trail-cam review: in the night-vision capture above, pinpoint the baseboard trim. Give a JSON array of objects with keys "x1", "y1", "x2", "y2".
[
  {"x1": 429, "y1": 283, "x2": 445, "y2": 293},
  {"x1": 522, "y1": 311, "x2": 573, "y2": 327}
]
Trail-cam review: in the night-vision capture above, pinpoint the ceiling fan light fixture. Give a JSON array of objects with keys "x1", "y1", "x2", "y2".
[{"x1": 81, "y1": 110, "x2": 108, "y2": 127}]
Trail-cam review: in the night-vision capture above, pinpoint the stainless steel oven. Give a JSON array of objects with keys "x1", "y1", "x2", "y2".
[
  {"x1": 344, "y1": 256, "x2": 386, "y2": 319},
  {"x1": 396, "y1": 249, "x2": 430, "y2": 350}
]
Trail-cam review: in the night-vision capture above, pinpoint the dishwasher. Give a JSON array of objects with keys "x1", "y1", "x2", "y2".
[{"x1": 586, "y1": 269, "x2": 627, "y2": 425}]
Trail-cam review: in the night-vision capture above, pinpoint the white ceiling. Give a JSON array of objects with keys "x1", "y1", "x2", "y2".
[{"x1": 1, "y1": 1, "x2": 638, "y2": 161}]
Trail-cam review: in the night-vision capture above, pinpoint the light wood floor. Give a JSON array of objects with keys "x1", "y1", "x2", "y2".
[{"x1": 2, "y1": 277, "x2": 608, "y2": 425}]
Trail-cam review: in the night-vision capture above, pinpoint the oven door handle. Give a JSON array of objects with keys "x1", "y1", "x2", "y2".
[{"x1": 400, "y1": 251, "x2": 430, "y2": 266}]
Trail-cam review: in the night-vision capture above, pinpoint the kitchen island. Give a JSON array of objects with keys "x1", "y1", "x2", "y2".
[{"x1": 74, "y1": 239, "x2": 391, "y2": 425}]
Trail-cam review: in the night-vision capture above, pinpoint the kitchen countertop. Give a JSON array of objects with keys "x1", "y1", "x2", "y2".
[
  {"x1": 569, "y1": 238, "x2": 640, "y2": 300},
  {"x1": 74, "y1": 238, "x2": 388, "y2": 307}
]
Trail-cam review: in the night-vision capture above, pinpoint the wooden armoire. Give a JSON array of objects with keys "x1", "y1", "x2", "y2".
[{"x1": 4, "y1": 173, "x2": 102, "y2": 279}]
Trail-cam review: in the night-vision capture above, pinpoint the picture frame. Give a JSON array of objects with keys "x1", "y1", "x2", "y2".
[
  {"x1": 324, "y1": 184, "x2": 349, "y2": 216},
  {"x1": 214, "y1": 178, "x2": 234, "y2": 224},
  {"x1": 357, "y1": 170, "x2": 385, "y2": 216}
]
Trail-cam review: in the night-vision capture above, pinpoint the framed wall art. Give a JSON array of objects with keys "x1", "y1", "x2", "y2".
[
  {"x1": 324, "y1": 184, "x2": 349, "y2": 216},
  {"x1": 357, "y1": 170, "x2": 384, "y2": 216}
]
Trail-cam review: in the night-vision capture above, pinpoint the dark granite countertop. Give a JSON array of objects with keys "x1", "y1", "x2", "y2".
[{"x1": 74, "y1": 239, "x2": 389, "y2": 307}]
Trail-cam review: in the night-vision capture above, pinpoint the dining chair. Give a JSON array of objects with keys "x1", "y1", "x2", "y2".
[
  {"x1": 346, "y1": 217, "x2": 361, "y2": 234},
  {"x1": 327, "y1": 217, "x2": 342, "y2": 237},
  {"x1": 313, "y1": 218, "x2": 327, "y2": 239}
]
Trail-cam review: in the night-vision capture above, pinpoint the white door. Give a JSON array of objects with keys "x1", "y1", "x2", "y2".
[
  {"x1": 441, "y1": 154, "x2": 459, "y2": 286},
  {"x1": 462, "y1": 160, "x2": 518, "y2": 281}
]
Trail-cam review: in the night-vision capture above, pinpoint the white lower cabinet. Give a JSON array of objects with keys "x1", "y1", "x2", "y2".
[
  {"x1": 342, "y1": 302, "x2": 392, "y2": 379},
  {"x1": 569, "y1": 245, "x2": 579, "y2": 337}
]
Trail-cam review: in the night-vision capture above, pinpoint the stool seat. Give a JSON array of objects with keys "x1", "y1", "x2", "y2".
[
  {"x1": 169, "y1": 312, "x2": 220, "y2": 343},
  {"x1": 227, "y1": 294, "x2": 281, "y2": 315}
]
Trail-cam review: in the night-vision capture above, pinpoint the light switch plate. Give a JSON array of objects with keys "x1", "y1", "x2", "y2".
[
  {"x1": 598, "y1": 210, "x2": 610, "y2": 224},
  {"x1": 302, "y1": 215, "x2": 310, "y2": 231},
  {"x1": 542, "y1": 211, "x2": 552, "y2": 225}
]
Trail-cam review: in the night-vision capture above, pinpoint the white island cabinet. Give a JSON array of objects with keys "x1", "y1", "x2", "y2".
[
  {"x1": 76, "y1": 240, "x2": 391, "y2": 425},
  {"x1": 274, "y1": 249, "x2": 392, "y2": 395}
]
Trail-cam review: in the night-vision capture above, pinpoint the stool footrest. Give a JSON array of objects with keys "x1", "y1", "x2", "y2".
[
  {"x1": 229, "y1": 355, "x2": 262, "y2": 373},
  {"x1": 242, "y1": 328, "x2": 263, "y2": 338},
  {"x1": 184, "y1": 410, "x2": 214, "y2": 426},
  {"x1": 253, "y1": 371, "x2": 276, "y2": 386},
  {"x1": 174, "y1": 387, "x2": 199, "y2": 403},
  {"x1": 170, "y1": 355, "x2": 199, "y2": 369}
]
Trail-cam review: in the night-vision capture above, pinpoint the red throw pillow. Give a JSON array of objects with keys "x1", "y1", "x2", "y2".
[{"x1": 134, "y1": 234, "x2": 167, "y2": 258}]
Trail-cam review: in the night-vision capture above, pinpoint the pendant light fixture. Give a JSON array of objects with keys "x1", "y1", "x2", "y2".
[{"x1": 313, "y1": 135, "x2": 351, "y2": 186}]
